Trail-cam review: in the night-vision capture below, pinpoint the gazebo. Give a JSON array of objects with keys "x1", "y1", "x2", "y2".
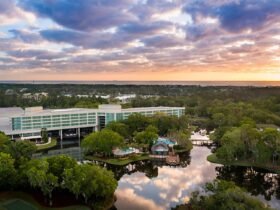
[{"x1": 151, "y1": 142, "x2": 169, "y2": 156}]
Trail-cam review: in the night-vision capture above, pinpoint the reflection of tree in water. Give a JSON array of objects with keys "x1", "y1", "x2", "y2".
[
  {"x1": 179, "y1": 152, "x2": 191, "y2": 168},
  {"x1": 216, "y1": 166, "x2": 280, "y2": 200},
  {"x1": 105, "y1": 152, "x2": 191, "y2": 180},
  {"x1": 106, "y1": 160, "x2": 158, "y2": 180}
]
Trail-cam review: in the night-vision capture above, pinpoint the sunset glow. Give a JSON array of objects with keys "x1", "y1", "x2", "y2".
[{"x1": 0, "y1": 0, "x2": 279, "y2": 81}]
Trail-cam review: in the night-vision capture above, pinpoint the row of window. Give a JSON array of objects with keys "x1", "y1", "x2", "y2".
[
  {"x1": 12, "y1": 109, "x2": 184, "y2": 130},
  {"x1": 12, "y1": 113, "x2": 97, "y2": 131}
]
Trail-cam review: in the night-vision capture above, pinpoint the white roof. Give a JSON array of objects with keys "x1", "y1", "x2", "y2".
[
  {"x1": 12, "y1": 107, "x2": 98, "y2": 117},
  {"x1": 122, "y1": 106, "x2": 184, "y2": 112},
  {"x1": 0, "y1": 108, "x2": 24, "y2": 134}
]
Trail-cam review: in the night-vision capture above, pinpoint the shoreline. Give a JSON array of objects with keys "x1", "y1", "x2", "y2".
[{"x1": 207, "y1": 154, "x2": 280, "y2": 174}]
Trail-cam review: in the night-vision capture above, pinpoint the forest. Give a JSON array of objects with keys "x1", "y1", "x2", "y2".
[{"x1": 0, "y1": 132, "x2": 117, "y2": 207}]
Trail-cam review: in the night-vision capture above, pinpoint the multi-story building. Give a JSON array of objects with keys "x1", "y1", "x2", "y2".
[{"x1": 0, "y1": 104, "x2": 185, "y2": 140}]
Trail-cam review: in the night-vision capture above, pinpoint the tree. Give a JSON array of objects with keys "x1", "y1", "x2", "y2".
[
  {"x1": 106, "y1": 121, "x2": 129, "y2": 139},
  {"x1": 212, "y1": 113, "x2": 226, "y2": 127},
  {"x1": 188, "y1": 180, "x2": 273, "y2": 210},
  {"x1": 41, "y1": 128, "x2": 48, "y2": 143},
  {"x1": 0, "y1": 132, "x2": 10, "y2": 152},
  {"x1": 124, "y1": 113, "x2": 150, "y2": 135},
  {"x1": 0, "y1": 152, "x2": 17, "y2": 189},
  {"x1": 168, "y1": 130, "x2": 192, "y2": 151},
  {"x1": 25, "y1": 159, "x2": 58, "y2": 201},
  {"x1": 0, "y1": 131, "x2": 9, "y2": 143},
  {"x1": 134, "y1": 125, "x2": 158, "y2": 145},
  {"x1": 178, "y1": 115, "x2": 190, "y2": 130},
  {"x1": 261, "y1": 128, "x2": 280, "y2": 163},
  {"x1": 151, "y1": 114, "x2": 179, "y2": 136},
  {"x1": 7, "y1": 140, "x2": 37, "y2": 165},
  {"x1": 82, "y1": 129, "x2": 124, "y2": 156},
  {"x1": 74, "y1": 101, "x2": 99, "y2": 108},
  {"x1": 62, "y1": 164, "x2": 117, "y2": 203},
  {"x1": 216, "y1": 128, "x2": 245, "y2": 161},
  {"x1": 46, "y1": 155, "x2": 77, "y2": 183},
  {"x1": 240, "y1": 124, "x2": 259, "y2": 159}
]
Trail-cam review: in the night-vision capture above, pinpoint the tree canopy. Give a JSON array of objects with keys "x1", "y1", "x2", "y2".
[
  {"x1": 82, "y1": 129, "x2": 124, "y2": 156},
  {"x1": 216, "y1": 125, "x2": 280, "y2": 164},
  {"x1": 134, "y1": 125, "x2": 158, "y2": 145},
  {"x1": 188, "y1": 180, "x2": 273, "y2": 210}
]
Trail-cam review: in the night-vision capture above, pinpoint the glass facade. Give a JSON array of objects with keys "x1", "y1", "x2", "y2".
[
  {"x1": 105, "y1": 113, "x2": 115, "y2": 124},
  {"x1": 12, "y1": 112, "x2": 96, "y2": 131},
  {"x1": 10, "y1": 107, "x2": 184, "y2": 133},
  {"x1": 119, "y1": 108, "x2": 185, "y2": 120}
]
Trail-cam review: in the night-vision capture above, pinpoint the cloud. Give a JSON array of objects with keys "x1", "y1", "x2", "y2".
[
  {"x1": 40, "y1": 29, "x2": 133, "y2": 49},
  {"x1": 185, "y1": 23, "x2": 220, "y2": 41},
  {"x1": 0, "y1": 0, "x2": 36, "y2": 25},
  {"x1": 0, "y1": 0, "x2": 279, "y2": 79},
  {"x1": 184, "y1": 0, "x2": 280, "y2": 33},
  {"x1": 0, "y1": 1, "x2": 16, "y2": 16},
  {"x1": 9, "y1": 29, "x2": 42, "y2": 43},
  {"x1": 40, "y1": 20, "x2": 174, "y2": 49},
  {"x1": 7, "y1": 49, "x2": 66, "y2": 60},
  {"x1": 120, "y1": 21, "x2": 173, "y2": 35},
  {"x1": 142, "y1": 35, "x2": 185, "y2": 48},
  {"x1": 19, "y1": 0, "x2": 138, "y2": 31},
  {"x1": 130, "y1": 0, "x2": 180, "y2": 21},
  {"x1": 114, "y1": 147, "x2": 220, "y2": 209},
  {"x1": 115, "y1": 188, "x2": 164, "y2": 210}
]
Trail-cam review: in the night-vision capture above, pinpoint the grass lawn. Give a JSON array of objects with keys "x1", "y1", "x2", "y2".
[
  {"x1": 86, "y1": 154, "x2": 151, "y2": 166},
  {"x1": 0, "y1": 192, "x2": 90, "y2": 210},
  {"x1": 36, "y1": 139, "x2": 57, "y2": 152},
  {"x1": 207, "y1": 154, "x2": 280, "y2": 174}
]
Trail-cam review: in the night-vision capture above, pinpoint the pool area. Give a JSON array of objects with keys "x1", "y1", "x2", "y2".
[
  {"x1": 113, "y1": 147, "x2": 139, "y2": 157},
  {"x1": 157, "y1": 137, "x2": 176, "y2": 146}
]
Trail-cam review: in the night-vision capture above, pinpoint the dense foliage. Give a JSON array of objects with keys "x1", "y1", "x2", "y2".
[
  {"x1": 104, "y1": 113, "x2": 192, "y2": 152},
  {"x1": 0, "y1": 133, "x2": 117, "y2": 206},
  {"x1": 187, "y1": 180, "x2": 273, "y2": 210},
  {"x1": 215, "y1": 124, "x2": 280, "y2": 165},
  {"x1": 82, "y1": 113, "x2": 192, "y2": 156},
  {"x1": 168, "y1": 130, "x2": 193, "y2": 152},
  {"x1": 134, "y1": 125, "x2": 158, "y2": 144},
  {"x1": 82, "y1": 129, "x2": 124, "y2": 156},
  {"x1": 1, "y1": 85, "x2": 279, "y2": 129}
]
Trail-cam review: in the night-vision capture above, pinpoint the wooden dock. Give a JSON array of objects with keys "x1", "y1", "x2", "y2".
[{"x1": 166, "y1": 154, "x2": 180, "y2": 165}]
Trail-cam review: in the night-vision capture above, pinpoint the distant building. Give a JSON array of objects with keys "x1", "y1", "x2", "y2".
[
  {"x1": 20, "y1": 88, "x2": 28, "y2": 93},
  {"x1": 96, "y1": 94, "x2": 110, "y2": 99},
  {"x1": 5, "y1": 89, "x2": 15, "y2": 95},
  {"x1": 0, "y1": 104, "x2": 185, "y2": 141},
  {"x1": 115, "y1": 94, "x2": 136, "y2": 103},
  {"x1": 141, "y1": 95, "x2": 159, "y2": 99},
  {"x1": 77, "y1": 94, "x2": 90, "y2": 98},
  {"x1": 22, "y1": 92, "x2": 48, "y2": 101},
  {"x1": 22, "y1": 93, "x2": 32, "y2": 99}
]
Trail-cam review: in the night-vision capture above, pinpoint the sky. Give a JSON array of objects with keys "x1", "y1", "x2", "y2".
[{"x1": 0, "y1": 0, "x2": 279, "y2": 81}]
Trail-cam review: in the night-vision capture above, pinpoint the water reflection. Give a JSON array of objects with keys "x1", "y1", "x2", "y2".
[
  {"x1": 216, "y1": 166, "x2": 280, "y2": 209},
  {"x1": 106, "y1": 152, "x2": 191, "y2": 181},
  {"x1": 114, "y1": 147, "x2": 218, "y2": 210},
  {"x1": 37, "y1": 145, "x2": 280, "y2": 209},
  {"x1": 113, "y1": 147, "x2": 280, "y2": 210}
]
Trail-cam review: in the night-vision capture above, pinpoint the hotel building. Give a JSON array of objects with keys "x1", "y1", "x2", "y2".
[{"x1": 0, "y1": 104, "x2": 185, "y2": 140}]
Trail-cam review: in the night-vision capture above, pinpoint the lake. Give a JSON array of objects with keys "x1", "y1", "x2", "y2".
[
  {"x1": 112, "y1": 146, "x2": 280, "y2": 210},
  {"x1": 33, "y1": 145, "x2": 280, "y2": 209}
]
